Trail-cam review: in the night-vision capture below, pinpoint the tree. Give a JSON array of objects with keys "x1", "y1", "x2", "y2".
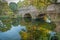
[
  {"x1": 0, "y1": 0, "x2": 2, "y2": 15},
  {"x1": 17, "y1": 0, "x2": 29, "y2": 8},
  {"x1": 0, "y1": 0, "x2": 13, "y2": 16},
  {"x1": 30, "y1": 0, "x2": 57, "y2": 9},
  {"x1": 9, "y1": 2, "x2": 18, "y2": 14},
  {"x1": 17, "y1": 0, "x2": 57, "y2": 10},
  {"x1": 17, "y1": 1, "x2": 23, "y2": 8}
]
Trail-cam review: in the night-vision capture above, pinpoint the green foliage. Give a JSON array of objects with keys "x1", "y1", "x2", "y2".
[
  {"x1": 0, "y1": 1, "x2": 13, "y2": 16},
  {"x1": 0, "y1": 18, "x2": 11, "y2": 32},
  {"x1": 9, "y1": 2, "x2": 18, "y2": 12},
  {"x1": 19, "y1": 18, "x2": 56, "y2": 40},
  {"x1": 17, "y1": 1, "x2": 23, "y2": 8},
  {"x1": 17, "y1": 0, "x2": 29, "y2": 8},
  {"x1": 17, "y1": 0, "x2": 57, "y2": 10},
  {"x1": 31, "y1": 0, "x2": 57, "y2": 9}
]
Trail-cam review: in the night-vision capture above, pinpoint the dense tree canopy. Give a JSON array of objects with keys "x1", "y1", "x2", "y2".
[
  {"x1": 9, "y1": 2, "x2": 18, "y2": 12},
  {"x1": 0, "y1": 0, "x2": 13, "y2": 16},
  {"x1": 17, "y1": 0, "x2": 30, "y2": 8},
  {"x1": 17, "y1": 0, "x2": 57, "y2": 9}
]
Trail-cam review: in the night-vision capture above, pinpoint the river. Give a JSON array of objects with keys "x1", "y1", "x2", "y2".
[{"x1": 0, "y1": 18, "x2": 56, "y2": 40}]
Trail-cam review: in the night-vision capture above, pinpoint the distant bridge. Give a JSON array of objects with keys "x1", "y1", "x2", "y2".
[
  {"x1": 18, "y1": 4, "x2": 60, "y2": 21},
  {"x1": 18, "y1": 5, "x2": 42, "y2": 19}
]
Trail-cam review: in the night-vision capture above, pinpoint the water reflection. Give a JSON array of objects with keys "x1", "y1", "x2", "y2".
[
  {"x1": 0, "y1": 18, "x2": 56, "y2": 40},
  {"x1": 0, "y1": 25, "x2": 26, "y2": 40}
]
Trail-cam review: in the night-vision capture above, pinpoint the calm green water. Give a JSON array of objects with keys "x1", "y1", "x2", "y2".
[{"x1": 0, "y1": 18, "x2": 56, "y2": 40}]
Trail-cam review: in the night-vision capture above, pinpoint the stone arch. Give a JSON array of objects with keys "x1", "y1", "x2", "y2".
[
  {"x1": 37, "y1": 13, "x2": 46, "y2": 19},
  {"x1": 24, "y1": 13, "x2": 32, "y2": 18},
  {"x1": 23, "y1": 13, "x2": 32, "y2": 22},
  {"x1": 35, "y1": 13, "x2": 46, "y2": 21}
]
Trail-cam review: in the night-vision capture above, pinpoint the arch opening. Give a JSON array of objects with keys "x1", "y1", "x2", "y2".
[
  {"x1": 35, "y1": 14, "x2": 46, "y2": 21},
  {"x1": 24, "y1": 13, "x2": 32, "y2": 22}
]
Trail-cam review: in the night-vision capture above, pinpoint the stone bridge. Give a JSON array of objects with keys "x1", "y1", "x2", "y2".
[
  {"x1": 18, "y1": 4, "x2": 60, "y2": 20},
  {"x1": 18, "y1": 5, "x2": 42, "y2": 19}
]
